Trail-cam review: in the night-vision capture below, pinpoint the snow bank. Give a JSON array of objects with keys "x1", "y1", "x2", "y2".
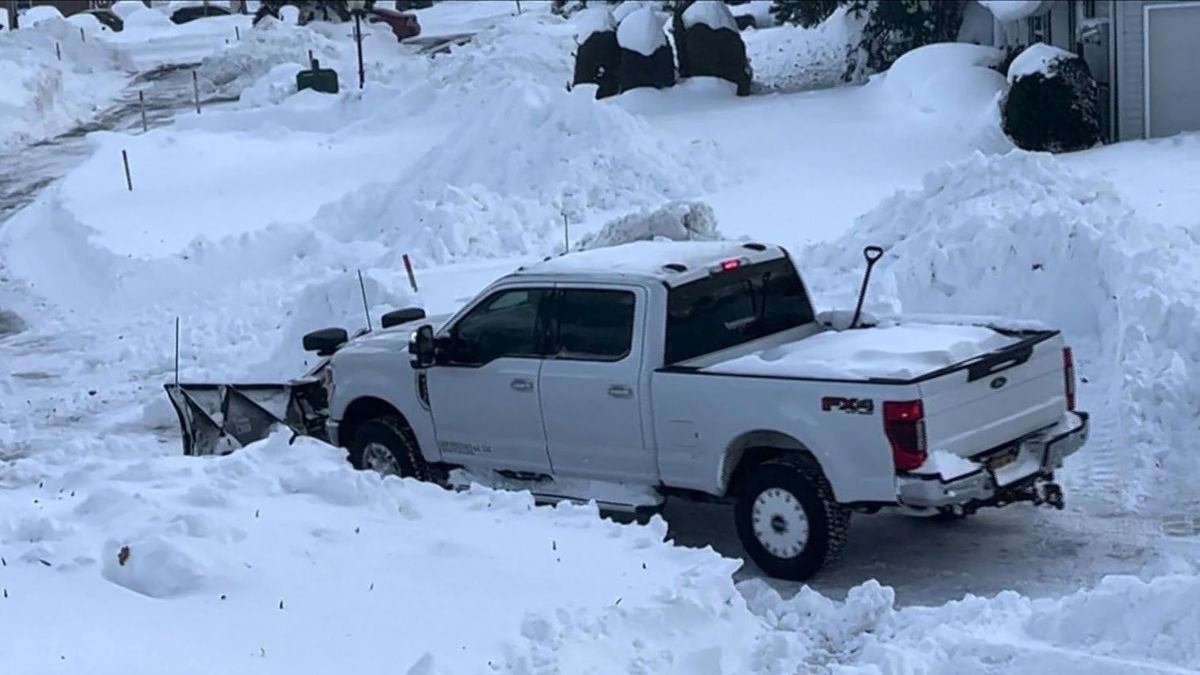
[
  {"x1": 682, "y1": 0, "x2": 738, "y2": 32},
  {"x1": 197, "y1": 18, "x2": 339, "y2": 98},
  {"x1": 1008, "y1": 42, "x2": 1077, "y2": 82},
  {"x1": 309, "y1": 83, "x2": 725, "y2": 264},
  {"x1": 617, "y1": 6, "x2": 668, "y2": 57},
  {"x1": 804, "y1": 150, "x2": 1200, "y2": 513},
  {"x1": 21, "y1": 5, "x2": 62, "y2": 26},
  {"x1": 0, "y1": 17, "x2": 127, "y2": 150}
]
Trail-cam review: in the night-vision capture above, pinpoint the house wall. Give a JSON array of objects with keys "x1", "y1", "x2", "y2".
[{"x1": 1113, "y1": 0, "x2": 1146, "y2": 140}]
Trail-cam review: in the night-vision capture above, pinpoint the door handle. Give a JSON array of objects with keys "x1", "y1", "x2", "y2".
[
  {"x1": 510, "y1": 378, "x2": 534, "y2": 392},
  {"x1": 607, "y1": 384, "x2": 633, "y2": 398}
]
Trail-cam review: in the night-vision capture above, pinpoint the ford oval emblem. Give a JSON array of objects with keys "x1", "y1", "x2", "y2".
[{"x1": 990, "y1": 376, "x2": 1008, "y2": 390}]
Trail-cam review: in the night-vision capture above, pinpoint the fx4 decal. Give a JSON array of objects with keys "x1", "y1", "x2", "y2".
[{"x1": 821, "y1": 396, "x2": 875, "y2": 415}]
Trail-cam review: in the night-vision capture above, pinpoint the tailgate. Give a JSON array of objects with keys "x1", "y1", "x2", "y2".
[{"x1": 918, "y1": 331, "x2": 1066, "y2": 460}]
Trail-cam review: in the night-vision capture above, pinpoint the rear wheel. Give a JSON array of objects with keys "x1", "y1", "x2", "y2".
[
  {"x1": 733, "y1": 455, "x2": 850, "y2": 581},
  {"x1": 346, "y1": 417, "x2": 430, "y2": 482}
]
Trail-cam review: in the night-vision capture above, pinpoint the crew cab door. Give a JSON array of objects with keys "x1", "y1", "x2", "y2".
[
  {"x1": 426, "y1": 286, "x2": 553, "y2": 473},
  {"x1": 538, "y1": 284, "x2": 655, "y2": 482}
]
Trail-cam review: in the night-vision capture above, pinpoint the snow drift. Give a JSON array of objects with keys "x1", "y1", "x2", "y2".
[{"x1": 804, "y1": 150, "x2": 1200, "y2": 513}]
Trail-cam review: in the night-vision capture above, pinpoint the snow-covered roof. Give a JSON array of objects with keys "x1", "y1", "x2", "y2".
[
  {"x1": 575, "y1": 6, "x2": 617, "y2": 41},
  {"x1": 1007, "y1": 42, "x2": 1075, "y2": 82},
  {"x1": 511, "y1": 240, "x2": 785, "y2": 285},
  {"x1": 682, "y1": 0, "x2": 739, "y2": 32},
  {"x1": 616, "y1": 6, "x2": 668, "y2": 57},
  {"x1": 979, "y1": 0, "x2": 1049, "y2": 23}
]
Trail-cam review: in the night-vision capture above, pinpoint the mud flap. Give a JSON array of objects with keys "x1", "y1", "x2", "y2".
[{"x1": 164, "y1": 377, "x2": 331, "y2": 456}]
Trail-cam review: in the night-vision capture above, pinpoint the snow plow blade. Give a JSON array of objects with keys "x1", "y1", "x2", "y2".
[{"x1": 164, "y1": 378, "x2": 331, "y2": 456}]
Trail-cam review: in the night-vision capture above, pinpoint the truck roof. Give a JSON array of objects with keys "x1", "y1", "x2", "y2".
[{"x1": 509, "y1": 240, "x2": 787, "y2": 287}]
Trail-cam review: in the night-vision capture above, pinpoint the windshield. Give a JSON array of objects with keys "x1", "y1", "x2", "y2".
[{"x1": 664, "y1": 256, "x2": 815, "y2": 365}]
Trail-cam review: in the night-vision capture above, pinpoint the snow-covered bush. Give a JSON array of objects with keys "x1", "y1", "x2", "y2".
[
  {"x1": 573, "y1": 7, "x2": 621, "y2": 98},
  {"x1": 681, "y1": 1, "x2": 752, "y2": 95},
  {"x1": 1001, "y1": 43, "x2": 1101, "y2": 153},
  {"x1": 616, "y1": 6, "x2": 676, "y2": 91}
]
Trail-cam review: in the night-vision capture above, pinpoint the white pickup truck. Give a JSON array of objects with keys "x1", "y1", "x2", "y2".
[{"x1": 310, "y1": 240, "x2": 1088, "y2": 581}]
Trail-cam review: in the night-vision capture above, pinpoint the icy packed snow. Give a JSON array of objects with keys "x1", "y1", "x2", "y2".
[
  {"x1": 682, "y1": 0, "x2": 739, "y2": 32},
  {"x1": 616, "y1": 6, "x2": 668, "y2": 56},
  {"x1": 4, "y1": 1, "x2": 1200, "y2": 671},
  {"x1": 1008, "y1": 41, "x2": 1078, "y2": 82},
  {"x1": 705, "y1": 323, "x2": 1017, "y2": 380},
  {"x1": 979, "y1": 0, "x2": 1047, "y2": 23}
]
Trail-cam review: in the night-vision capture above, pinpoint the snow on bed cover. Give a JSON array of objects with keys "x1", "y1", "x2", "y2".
[
  {"x1": 707, "y1": 323, "x2": 1016, "y2": 381},
  {"x1": 682, "y1": 0, "x2": 739, "y2": 32},
  {"x1": 575, "y1": 5, "x2": 616, "y2": 40},
  {"x1": 527, "y1": 239, "x2": 750, "y2": 278},
  {"x1": 978, "y1": 0, "x2": 1046, "y2": 23},
  {"x1": 617, "y1": 6, "x2": 668, "y2": 56},
  {"x1": 1008, "y1": 42, "x2": 1077, "y2": 82}
]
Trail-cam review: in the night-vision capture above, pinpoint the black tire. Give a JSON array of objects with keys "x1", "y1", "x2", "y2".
[
  {"x1": 733, "y1": 454, "x2": 850, "y2": 581},
  {"x1": 345, "y1": 416, "x2": 430, "y2": 482}
]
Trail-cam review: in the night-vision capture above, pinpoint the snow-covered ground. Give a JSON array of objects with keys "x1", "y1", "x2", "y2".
[{"x1": 3, "y1": 2, "x2": 1200, "y2": 672}]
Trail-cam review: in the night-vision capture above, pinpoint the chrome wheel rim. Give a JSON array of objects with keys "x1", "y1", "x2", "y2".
[
  {"x1": 362, "y1": 442, "x2": 401, "y2": 476},
  {"x1": 751, "y1": 487, "x2": 809, "y2": 559}
]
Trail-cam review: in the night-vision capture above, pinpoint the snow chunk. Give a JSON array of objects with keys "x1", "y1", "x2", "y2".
[
  {"x1": 912, "y1": 450, "x2": 982, "y2": 481},
  {"x1": 237, "y1": 62, "x2": 305, "y2": 109},
  {"x1": 574, "y1": 5, "x2": 616, "y2": 41},
  {"x1": 705, "y1": 323, "x2": 1016, "y2": 380},
  {"x1": 617, "y1": 6, "x2": 668, "y2": 57},
  {"x1": 100, "y1": 535, "x2": 211, "y2": 598},
  {"x1": 682, "y1": 0, "x2": 738, "y2": 32},
  {"x1": 577, "y1": 201, "x2": 722, "y2": 251},
  {"x1": 21, "y1": 5, "x2": 63, "y2": 25},
  {"x1": 1008, "y1": 41, "x2": 1077, "y2": 82},
  {"x1": 980, "y1": 0, "x2": 1047, "y2": 23},
  {"x1": 111, "y1": 0, "x2": 151, "y2": 19}
]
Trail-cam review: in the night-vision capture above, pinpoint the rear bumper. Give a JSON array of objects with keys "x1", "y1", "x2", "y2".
[{"x1": 896, "y1": 411, "x2": 1089, "y2": 509}]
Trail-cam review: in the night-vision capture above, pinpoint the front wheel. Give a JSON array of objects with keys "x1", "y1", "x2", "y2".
[
  {"x1": 346, "y1": 417, "x2": 430, "y2": 482},
  {"x1": 733, "y1": 455, "x2": 850, "y2": 581}
]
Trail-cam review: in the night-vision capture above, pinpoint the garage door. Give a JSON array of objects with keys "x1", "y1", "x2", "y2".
[{"x1": 1145, "y1": 2, "x2": 1200, "y2": 138}]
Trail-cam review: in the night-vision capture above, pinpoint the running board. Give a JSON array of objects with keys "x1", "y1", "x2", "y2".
[{"x1": 446, "y1": 468, "x2": 665, "y2": 515}]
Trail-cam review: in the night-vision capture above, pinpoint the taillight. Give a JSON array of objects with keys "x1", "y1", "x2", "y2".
[
  {"x1": 1062, "y1": 347, "x2": 1075, "y2": 411},
  {"x1": 883, "y1": 399, "x2": 927, "y2": 472}
]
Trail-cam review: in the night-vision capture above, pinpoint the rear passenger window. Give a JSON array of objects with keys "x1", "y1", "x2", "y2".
[{"x1": 551, "y1": 289, "x2": 636, "y2": 361}]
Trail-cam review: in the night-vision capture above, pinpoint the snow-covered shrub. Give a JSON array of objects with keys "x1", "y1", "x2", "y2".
[
  {"x1": 577, "y1": 201, "x2": 722, "y2": 251},
  {"x1": 616, "y1": 6, "x2": 676, "y2": 91},
  {"x1": 1001, "y1": 43, "x2": 1101, "y2": 153},
  {"x1": 573, "y1": 8, "x2": 621, "y2": 99},
  {"x1": 681, "y1": 1, "x2": 752, "y2": 95},
  {"x1": 769, "y1": 0, "x2": 841, "y2": 26}
]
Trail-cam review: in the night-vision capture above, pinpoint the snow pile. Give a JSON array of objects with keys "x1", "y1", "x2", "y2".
[
  {"x1": 236, "y1": 62, "x2": 305, "y2": 108},
  {"x1": 742, "y1": 6, "x2": 865, "y2": 93},
  {"x1": 111, "y1": 0, "x2": 152, "y2": 19},
  {"x1": 682, "y1": 0, "x2": 739, "y2": 32},
  {"x1": 0, "y1": 429, "x2": 783, "y2": 673},
  {"x1": 804, "y1": 150, "x2": 1200, "y2": 512},
  {"x1": 311, "y1": 83, "x2": 726, "y2": 264},
  {"x1": 252, "y1": 271, "x2": 416, "y2": 378},
  {"x1": 197, "y1": 18, "x2": 340, "y2": 99},
  {"x1": 123, "y1": 7, "x2": 176, "y2": 30},
  {"x1": 1007, "y1": 42, "x2": 1077, "y2": 82},
  {"x1": 0, "y1": 17, "x2": 126, "y2": 150},
  {"x1": 20, "y1": 5, "x2": 63, "y2": 26},
  {"x1": 577, "y1": 200, "x2": 722, "y2": 251},
  {"x1": 617, "y1": 6, "x2": 668, "y2": 56},
  {"x1": 876, "y1": 42, "x2": 1011, "y2": 151}
]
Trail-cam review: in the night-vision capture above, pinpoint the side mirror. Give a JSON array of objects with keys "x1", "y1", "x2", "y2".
[
  {"x1": 408, "y1": 324, "x2": 435, "y2": 369},
  {"x1": 381, "y1": 307, "x2": 426, "y2": 329},
  {"x1": 303, "y1": 327, "x2": 349, "y2": 356}
]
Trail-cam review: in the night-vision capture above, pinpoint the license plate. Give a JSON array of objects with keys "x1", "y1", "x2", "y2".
[{"x1": 986, "y1": 446, "x2": 1019, "y2": 471}]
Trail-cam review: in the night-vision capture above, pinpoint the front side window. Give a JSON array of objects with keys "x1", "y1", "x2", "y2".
[
  {"x1": 446, "y1": 288, "x2": 549, "y2": 366},
  {"x1": 665, "y1": 257, "x2": 815, "y2": 365},
  {"x1": 550, "y1": 289, "x2": 636, "y2": 361}
]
